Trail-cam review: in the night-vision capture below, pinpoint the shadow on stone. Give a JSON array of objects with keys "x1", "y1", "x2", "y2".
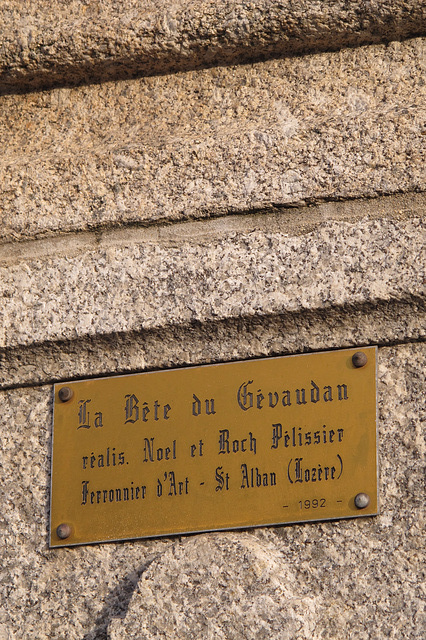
[{"x1": 81, "y1": 558, "x2": 155, "y2": 640}]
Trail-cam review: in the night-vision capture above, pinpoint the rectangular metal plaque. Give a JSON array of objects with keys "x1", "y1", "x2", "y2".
[{"x1": 50, "y1": 347, "x2": 378, "y2": 547}]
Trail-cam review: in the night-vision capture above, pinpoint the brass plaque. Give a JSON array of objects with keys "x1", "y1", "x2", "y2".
[{"x1": 50, "y1": 347, "x2": 378, "y2": 547}]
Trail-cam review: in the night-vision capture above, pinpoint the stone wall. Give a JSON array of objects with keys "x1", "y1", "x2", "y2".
[{"x1": 0, "y1": 2, "x2": 424, "y2": 638}]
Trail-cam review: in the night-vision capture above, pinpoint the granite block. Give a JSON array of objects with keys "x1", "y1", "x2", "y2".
[
  {"x1": 1, "y1": 1, "x2": 424, "y2": 92},
  {"x1": 1, "y1": 214, "x2": 424, "y2": 353},
  {"x1": 1, "y1": 193, "x2": 425, "y2": 388},
  {"x1": 1, "y1": 38, "x2": 425, "y2": 242},
  {"x1": 1, "y1": 294, "x2": 425, "y2": 390}
]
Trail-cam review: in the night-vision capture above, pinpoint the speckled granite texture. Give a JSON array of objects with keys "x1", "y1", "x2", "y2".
[
  {"x1": 1, "y1": 1, "x2": 424, "y2": 92},
  {"x1": 0, "y1": 343, "x2": 423, "y2": 639},
  {"x1": 1, "y1": 38, "x2": 425, "y2": 242},
  {"x1": 1, "y1": 215, "x2": 424, "y2": 352},
  {"x1": 109, "y1": 533, "x2": 321, "y2": 640},
  {"x1": 1, "y1": 196, "x2": 424, "y2": 388},
  {"x1": 1, "y1": 295, "x2": 425, "y2": 391}
]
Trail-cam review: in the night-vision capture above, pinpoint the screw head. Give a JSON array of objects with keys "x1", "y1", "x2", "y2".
[
  {"x1": 56, "y1": 523, "x2": 72, "y2": 539},
  {"x1": 352, "y1": 351, "x2": 368, "y2": 368},
  {"x1": 58, "y1": 386, "x2": 73, "y2": 402},
  {"x1": 354, "y1": 493, "x2": 370, "y2": 509}
]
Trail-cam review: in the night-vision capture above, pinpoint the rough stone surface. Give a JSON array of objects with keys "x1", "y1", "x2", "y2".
[
  {"x1": 2, "y1": 295, "x2": 424, "y2": 390},
  {"x1": 1, "y1": 343, "x2": 422, "y2": 640},
  {"x1": 1, "y1": 38, "x2": 425, "y2": 243},
  {"x1": 108, "y1": 533, "x2": 320, "y2": 640},
  {"x1": 1, "y1": 1, "x2": 424, "y2": 92},
  {"x1": 1, "y1": 215, "x2": 424, "y2": 353},
  {"x1": 1, "y1": 194, "x2": 425, "y2": 388}
]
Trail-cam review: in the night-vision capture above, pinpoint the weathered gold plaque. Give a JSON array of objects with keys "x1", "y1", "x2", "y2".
[{"x1": 50, "y1": 347, "x2": 377, "y2": 547}]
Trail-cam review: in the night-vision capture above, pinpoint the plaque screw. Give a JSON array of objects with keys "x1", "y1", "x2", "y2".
[
  {"x1": 352, "y1": 352, "x2": 368, "y2": 368},
  {"x1": 56, "y1": 523, "x2": 72, "y2": 539},
  {"x1": 58, "y1": 386, "x2": 73, "y2": 402},
  {"x1": 354, "y1": 493, "x2": 370, "y2": 509}
]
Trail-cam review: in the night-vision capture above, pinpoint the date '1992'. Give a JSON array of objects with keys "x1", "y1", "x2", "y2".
[{"x1": 299, "y1": 498, "x2": 326, "y2": 509}]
